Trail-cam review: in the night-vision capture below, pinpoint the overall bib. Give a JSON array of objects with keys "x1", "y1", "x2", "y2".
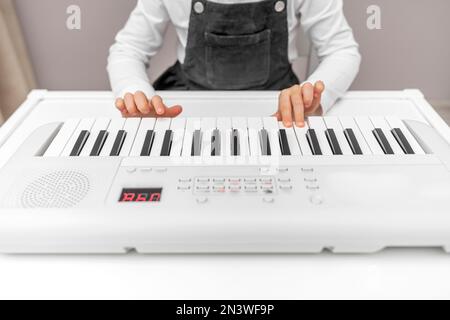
[{"x1": 153, "y1": 0, "x2": 299, "y2": 91}]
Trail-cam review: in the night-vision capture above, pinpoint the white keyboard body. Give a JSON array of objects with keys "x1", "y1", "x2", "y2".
[{"x1": 0, "y1": 90, "x2": 449, "y2": 253}]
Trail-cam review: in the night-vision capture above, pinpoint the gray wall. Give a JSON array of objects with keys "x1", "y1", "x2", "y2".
[
  {"x1": 14, "y1": 0, "x2": 450, "y2": 101},
  {"x1": 346, "y1": 0, "x2": 450, "y2": 100}
]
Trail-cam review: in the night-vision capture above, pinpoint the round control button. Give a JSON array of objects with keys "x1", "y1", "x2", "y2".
[
  {"x1": 263, "y1": 197, "x2": 275, "y2": 203},
  {"x1": 194, "y1": 2, "x2": 205, "y2": 14},
  {"x1": 310, "y1": 195, "x2": 324, "y2": 205},
  {"x1": 196, "y1": 197, "x2": 208, "y2": 204},
  {"x1": 274, "y1": 1, "x2": 285, "y2": 12}
]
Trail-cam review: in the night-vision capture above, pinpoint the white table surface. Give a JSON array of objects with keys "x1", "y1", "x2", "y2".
[
  {"x1": 1, "y1": 248, "x2": 450, "y2": 300},
  {"x1": 0, "y1": 90, "x2": 449, "y2": 300}
]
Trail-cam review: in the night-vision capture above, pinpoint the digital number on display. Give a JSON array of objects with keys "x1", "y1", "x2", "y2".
[{"x1": 119, "y1": 188, "x2": 162, "y2": 202}]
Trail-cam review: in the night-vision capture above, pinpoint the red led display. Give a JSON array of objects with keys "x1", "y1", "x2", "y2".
[{"x1": 119, "y1": 188, "x2": 162, "y2": 202}]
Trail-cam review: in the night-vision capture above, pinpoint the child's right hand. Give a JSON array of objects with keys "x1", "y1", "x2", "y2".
[{"x1": 115, "y1": 91, "x2": 183, "y2": 118}]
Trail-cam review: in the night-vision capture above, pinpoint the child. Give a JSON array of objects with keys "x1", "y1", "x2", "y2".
[{"x1": 108, "y1": 0, "x2": 361, "y2": 127}]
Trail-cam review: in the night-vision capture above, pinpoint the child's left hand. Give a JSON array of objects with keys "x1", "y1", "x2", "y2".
[{"x1": 274, "y1": 81, "x2": 325, "y2": 127}]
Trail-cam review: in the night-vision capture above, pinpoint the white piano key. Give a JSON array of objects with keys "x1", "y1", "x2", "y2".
[
  {"x1": 100, "y1": 118, "x2": 126, "y2": 157},
  {"x1": 353, "y1": 116, "x2": 384, "y2": 155},
  {"x1": 217, "y1": 117, "x2": 232, "y2": 157},
  {"x1": 182, "y1": 118, "x2": 201, "y2": 157},
  {"x1": 262, "y1": 117, "x2": 281, "y2": 156},
  {"x1": 232, "y1": 117, "x2": 249, "y2": 157},
  {"x1": 323, "y1": 117, "x2": 353, "y2": 155},
  {"x1": 278, "y1": 122, "x2": 302, "y2": 156},
  {"x1": 338, "y1": 117, "x2": 372, "y2": 155},
  {"x1": 385, "y1": 116, "x2": 425, "y2": 155},
  {"x1": 201, "y1": 117, "x2": 216, "y2": 158},
  {"x1": 44, "y1": 118, "x2": 80, "y2": 157},
  {"x1": 370, "y1": 116, "x2": 403, "y2": 155},
  {"x1": 150, "y1": 118, "x2": 172, "y2": 157},
  {"x1": 79, "y1": 118, "x2": 111, "y2": 157},
  {"x1": 170, "y1": 118, "x2": 186, "y2": 157},
  {"x1": 119, "y1": 118, "x2": 141, "y2": 157},
  {"x1": 307, "y1": 117, "x2": 333, "y2": 156},
  {"x1": 293, "y1": 122, "x2": 312, "y2": 156},
  {"x1": 61, "y1": 118, "x2": 95, "y2": 157},
  {"x1": 247, "y1": 117, "x2": 263, "y2": 157},
  {"x1": 130, "y1": 118, "x2": 156, "y2": 157}
]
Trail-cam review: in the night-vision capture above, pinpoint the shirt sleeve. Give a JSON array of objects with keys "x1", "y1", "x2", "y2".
[
  {"x1": 299, "y1": 0, "x2": 361, "y2": 113},
  {"x1": 107, "y1": 0, "x2": 170, "y2": 99}
]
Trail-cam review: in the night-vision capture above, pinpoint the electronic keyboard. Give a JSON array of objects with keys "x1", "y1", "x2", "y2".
[
  {"x1": 41, "y1": 116, "x2": 426, "y2": 159},
  {"x1": 0, "y1": 90, "x2": 449, "y2": 254}
]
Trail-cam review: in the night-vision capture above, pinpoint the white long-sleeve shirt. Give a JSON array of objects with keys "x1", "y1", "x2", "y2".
[{"x1": 107, "y1": 0, "x2": 361, "y2": 112}]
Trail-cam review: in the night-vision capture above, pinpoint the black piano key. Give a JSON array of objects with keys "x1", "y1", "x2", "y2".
[
  {"x1": 373, "y1": 128, "x2": 394, "y2": 155},
  {"x1": 231, "y1": 129, "x2": 240, "y2": 156},
  {"x1": 90, "y1": 130, "x2": 108, "y2": 156},
  {"x1": 140, "y1": 130, "x2": 155, "y2": 156},
  {"x1": 160, "y1": 130, "x2": 173, "y2": 157},
  {"x1": 211, "y1": 129, "x2": 221, "y2": 156},
  {"x1": 259, "y1": 129, "x2": 271, "y2": 156},
  {"x1": 391, "y1": 128, "x2": 415, "y2": 154},
  {"x1": 70, "y1": 130, "x2": 90, "y2": 157},
  {"x1": 325, "y1": 129, "x2": 343, "y2": 155},
  {"x1": 306, "y1": 129, "x2": 322, "y2": 155},
  {"x1": 110, "y1": 130, "x2": 127, "y2": 156},
  {"x1": 344, "y1": 128, "x2": 363, "y2": 155},
  {"x1": 191, "y1": 130, "x2": 202, "y2": 156},
  {"x1": 278, "y1": 129, "x2": 291, "y2": 156}
]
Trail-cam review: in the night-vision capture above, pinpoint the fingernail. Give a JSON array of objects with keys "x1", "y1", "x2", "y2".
[{"x1": 297, "y1": 121, "x2": 304, "y2": 127}]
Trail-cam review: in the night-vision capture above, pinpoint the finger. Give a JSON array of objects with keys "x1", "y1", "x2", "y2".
[
  {"x1": 120, "y1": 109, "x2": 130, "y2": 118},
  {"x1": 151, "y1": 95, "x2": 166, "y2": 115},
  {"x1": 278, "y1": 89, "x2": 293, "y2": 127},
  {"x1": 124, "y1": 93, "x2": 138, "y2": 115},
  {"x1": 310, "y1": 81, "x2": 325, "y2": 112},
  {"x1": 116, "y1": 99, "x2": 129, "y2": 118},
  {"x1": 301, "y1": 83, "x2": 314, "y2": 109},
  {"x1": 272, "y1": 111, "x2": 282, "y2": 121},
  {"x1": 115, "y1": 98, "x2": 126, "y2": 112},
  {"x1": 134, "y1": 91, "x2": 150, "y2": 115},
  {"x1": 291, "y1": 85, "x2": 305, "y2": 127},
  {"x1": 163, "y1": 105, "x2": 183, "y2": 118},
  {"x1": 314, "y1": 81, "x2": 325, "y2": 97}
]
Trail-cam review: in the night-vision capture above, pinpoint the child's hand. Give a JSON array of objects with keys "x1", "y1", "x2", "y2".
[
  {"x1": 115, "y1": 91, "x2": 183, "y2": 118},
  {"x1": 274, "y1": 81, "x2": 325, "y2": 127}
]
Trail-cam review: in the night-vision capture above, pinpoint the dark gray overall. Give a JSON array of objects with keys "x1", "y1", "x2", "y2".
[{"x1": 153, "y1": 0, "x2": 299, "y2": 91}]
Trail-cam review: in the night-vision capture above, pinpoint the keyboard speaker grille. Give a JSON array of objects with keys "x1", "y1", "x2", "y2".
[{"x1": 20, "y1": 171, "x2": 90, "y2": 208}]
